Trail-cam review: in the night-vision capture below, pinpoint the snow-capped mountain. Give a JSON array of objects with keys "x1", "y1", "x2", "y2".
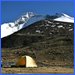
[
  {"x1": 1, "y1": 12, "x2": 44, "y2": 38},
  {"x1": 54, "y1": 13, "x2": 74, "y2": 23},
  {"x1": 1, "y1": 12, "x2": 74, "y2": 38}
]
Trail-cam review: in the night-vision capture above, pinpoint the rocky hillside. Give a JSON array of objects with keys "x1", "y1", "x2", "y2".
[{"x1": 2, "y1": 19, "x2": 74, "y2": 67}]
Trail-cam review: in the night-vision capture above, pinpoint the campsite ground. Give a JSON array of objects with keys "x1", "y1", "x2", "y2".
[
  {"x1": 2, "y1": 44, "x2": 74, "y2": 74},
  {"x1": 2, "y1": 67, "x2": 74, "y2": 73}
]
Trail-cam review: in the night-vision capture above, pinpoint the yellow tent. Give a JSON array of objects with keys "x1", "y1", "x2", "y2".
[{"x1": 16, "y1": 55, "x2": 37, "y2": 67}]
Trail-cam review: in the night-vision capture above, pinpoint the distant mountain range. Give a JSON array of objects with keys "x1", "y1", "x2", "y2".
[{"x1": 1, "y1": 12, "x2": 74, "y2": 38}]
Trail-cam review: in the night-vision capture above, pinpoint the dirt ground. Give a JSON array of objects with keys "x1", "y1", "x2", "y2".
[{"x1": 2, "y1": 67, "x2": 74, "y2": 74}]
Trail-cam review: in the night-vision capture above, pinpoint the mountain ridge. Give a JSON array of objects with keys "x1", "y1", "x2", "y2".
[{"x1": 1, "y1": 12, "x2": 74, "y2": 38}]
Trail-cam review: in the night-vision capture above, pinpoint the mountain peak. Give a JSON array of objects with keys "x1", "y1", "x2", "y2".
[
  {"x1": 25, "y1": 12, "x2": 35, "y2": 18},
  {"x1": 54, "y1": 13, "x2": 72, "y2": 18},
  {"x1": 1, "y1": 12, "x2": 74, "y2": 38},
  {"x1": 54, "y1": 13, "x2": 74, "y2": 23},
  {"x1": 15, "y1": 12, "x2": 35, "y2": 25}
]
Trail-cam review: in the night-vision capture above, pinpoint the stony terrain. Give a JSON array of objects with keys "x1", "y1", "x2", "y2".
[{"x1": 2, "y1": 67, "x2": 74, "y2": 74}]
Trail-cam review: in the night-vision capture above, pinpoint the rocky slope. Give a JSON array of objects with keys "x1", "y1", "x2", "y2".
[{"x1": 2, "y1": 19, "x2": 74, "y2": 67}]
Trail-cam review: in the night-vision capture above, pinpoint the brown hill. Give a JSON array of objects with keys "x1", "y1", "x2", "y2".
[{"x1": 2, "y1": 20, "x2": 74, "y2": 67}]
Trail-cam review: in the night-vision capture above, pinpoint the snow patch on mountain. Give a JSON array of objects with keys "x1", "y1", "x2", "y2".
[
  {"x1": 54, "y1": 13, "x2": 74, "y2": 23},
  {"x1": 1, "y1": 12, "x2": 44, "y2": 38}
]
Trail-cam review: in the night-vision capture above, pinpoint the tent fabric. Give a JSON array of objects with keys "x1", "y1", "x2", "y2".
[
  {"x1": 16, "y1": 55, "x2": 37, "y2": 67},
  {"x1": 26, "y1": 56, "x2": 37, "y2": 67},
  {"x1": 16, "y1": 56, "x2": 26, "y2": 67}
]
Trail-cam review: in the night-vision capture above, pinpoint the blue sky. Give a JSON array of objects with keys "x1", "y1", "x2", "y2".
[{"x1": 1, "y1": 1, "x2": 74, "y2": 24}]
